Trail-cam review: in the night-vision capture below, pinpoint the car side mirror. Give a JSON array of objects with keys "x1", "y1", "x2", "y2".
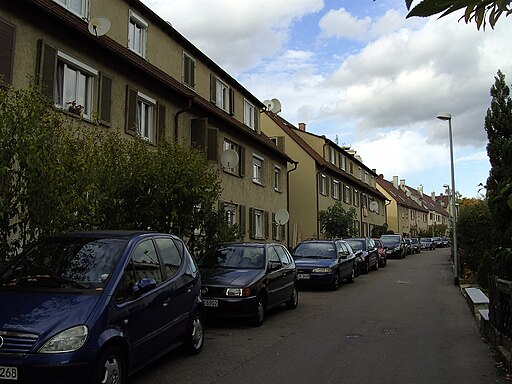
[
  {"x1": 268, "y1": 261, "x2": 281, "y2": 272},
  {"x1": 131, "y1": 277, "x2": 157, "y2": 296}
]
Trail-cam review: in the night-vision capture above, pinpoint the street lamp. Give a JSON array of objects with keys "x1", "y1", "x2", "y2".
[{"x1": 437, "y1": 113, "x2": 459, "y2": 286}]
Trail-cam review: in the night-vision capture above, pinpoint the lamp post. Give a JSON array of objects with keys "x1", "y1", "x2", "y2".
[{"x1": 437, "y1": 113, "x2": 459, "y2": 286}]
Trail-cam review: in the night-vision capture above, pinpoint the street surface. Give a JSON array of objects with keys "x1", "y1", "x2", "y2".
[{"x1": 132, "y1": 247, "x2": 507, "y2": 384}]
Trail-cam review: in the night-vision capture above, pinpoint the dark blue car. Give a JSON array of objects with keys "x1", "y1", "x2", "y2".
[
  {"x1": 292, "y1": 239, "x2": 356, "y2": 290},
  {"x1": 0, "y1": 231, "x2": 204, "y2": 384}
]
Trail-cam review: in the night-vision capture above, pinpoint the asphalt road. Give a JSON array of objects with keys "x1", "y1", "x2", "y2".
[{"x1": 131, "y1": 247, "x2": 507, "y2": 384}]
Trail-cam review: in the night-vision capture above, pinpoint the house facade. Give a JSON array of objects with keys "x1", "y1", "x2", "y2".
[
  {"x1": 1, "y1": 0, "x2": 293, "y2": 244},
  {"x1": 261, "y1": 113, "x2": 387, "y2": 247}
]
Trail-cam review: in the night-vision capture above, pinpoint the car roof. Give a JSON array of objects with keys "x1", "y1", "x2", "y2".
[{"x1": 49, "y1": 230, "x2": 161, "y2": 239}]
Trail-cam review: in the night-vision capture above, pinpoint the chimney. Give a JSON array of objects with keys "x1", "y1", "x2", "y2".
[
  {"x1": 418, "y1": 185, "x2": 423, "y2": 195},
  {"x1": 372, "y1": 169, "x2": 376, "y2": 174},
  {"x1": 392, "y1": 176, "x2": 399, "y2": 189},
  {"x1": 400, "y1": 179, "x2": 405, "y2": 191},
  {"x1": 431, "y1": 192, "x2": 436, "y2": 200},
  {"x1": 298, "y1": 122, "x2": 306, "y2": 131}
]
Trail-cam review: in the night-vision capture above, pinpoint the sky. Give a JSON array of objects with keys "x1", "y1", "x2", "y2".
[{"x1": 140, "y1": 0, "x2": 512, "y2": 198}]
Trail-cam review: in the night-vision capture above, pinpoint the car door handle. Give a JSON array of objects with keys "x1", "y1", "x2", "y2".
[{"x1": 162, "y1": 298, "x2": 171, "y2": 307}]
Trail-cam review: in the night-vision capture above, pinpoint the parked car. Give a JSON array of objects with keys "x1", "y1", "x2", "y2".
[
  {"x1": 197, "y1": 242, "x2": 298, "y2": 326},
  {"x1": 372, "y1": 238, "x2": 388, "y2": 267},
  {"x1": 420, "y1": 237, "x2": 436, "y2": 250},
  {"x1": 441, "y1": 237, "x2": 450, "y2": 247},
  {"x1": 411, "y1": 237, "x2": 421, "y2": 253},
  {"x1": 292, "y1": 239, "x2": 356, "y2": 290},
  {"x1": 0, "y1": 231, "x2": 204, "y2": 384},
  {"x1": 432, "y1": 236, "x2": 444, "y2": 248},
  {"x1": 380, "y1": 234, "x2": 406, "y2": 259},
  {"x1": 345, "y1": 237, "x2": 379, "y2": 274}
]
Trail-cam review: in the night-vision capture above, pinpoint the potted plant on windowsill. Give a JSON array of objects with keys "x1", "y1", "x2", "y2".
[{"x1": 66, "y1": 100, "x2": 84, "y2": 117}]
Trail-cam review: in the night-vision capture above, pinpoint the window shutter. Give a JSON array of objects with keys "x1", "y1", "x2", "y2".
[
  {"x1": 264, "y1": 211, "x2": 269, "y2": 239},
  {"x1": 239, "y1": 205, "x2": 246, "y2": 236},
  {"x1": 191, "y1": 118, "x2": 207, "y2": 149},
  {"x1": 98, "y1": 73, "x2": 112, "y2": 126},
  {"x1": 190, "y1": 59, "x2": 196, "y2": 88},
  {"x1": 272, "y1": 213, "x2": 277, "y2": 240},
  {"x1": 125, "y1": 86, "x2": 138, "y2": 135},
  {"x1": 218, "y1": 201, "x2": 225, "y2": 217},
  {"x1": 157, "y1": 102, "x2": 166, "y2": 144},
  {"x1": 229, "y1": 88, "x2": 235, "y2": 115},
  {"x1": 249, "y1": 208, "x2": 254, "y2": 239},
  {"x1": 36, "y1": 39, "x2": 57, "y2": 101},
  {"x1": 210, "y1": 74, "x2": 216, "y2": 103},
  {"x1": 253, "y1": 106, "x2": 259, "y2": 132},
  {"x1": 0, "y1": 18, "x2": 15, "y2": 86},
  {"x1": 207, "y1": 128, "x2": 218, "y2": 161},
  {"x1": 239, "y1": 145, "x2": 245, "y2": 177}
]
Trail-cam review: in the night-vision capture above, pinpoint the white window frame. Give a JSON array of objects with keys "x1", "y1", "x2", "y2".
[
  {"x1": 274, "y1": 165, "x2": 281, "y2": 192},
  {"x1": 136, "y1": 91, "x2": 155, "y2": 142},
  {"x1": 339, "y1": 154, "x2": 346, "y2": 171},
  {"x1": 54, "y1": 0, "x2": 88, "y2": 17},
  {"x1": 254, "y1": 210, "x2": 263, "y2": 239},
  {"x1": 224, "y1": 204, "x2": 237, "y2": 226},
  {"x1": 329, "y1": 147, "x2": 336, "y2": 165},
  {"x1": 244, "y1": 99, "x2": 256, "y2": 130},
  {"x1": 353, "y1": 189, "x2": 360, "y2": 207},
  {"x1": 332, "y1": 180, "x2": 340, "y2": 200},
  {"x1": 343, "y1": 185, "x2": 351, "y2": 204},
  {"x1": 252, "y1": 155, "x2": 263, "y2": 184},
  {"x1": 128, "y1": 10, "x2": 148, "y2": 58},
  {"x1": 216, "y1": 78, "x2": 230, "y2": 112},
  {"x1": 319, "y1": 174, "x2": 327, "y2": 195},
  {"x1": 55, "y1": 51, "x2": 97, "y2": 119},
  {"x1": 182, "y1": 52, "x2": 196, "y2": 89}
]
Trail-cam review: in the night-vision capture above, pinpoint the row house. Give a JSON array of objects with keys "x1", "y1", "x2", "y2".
[
  {"x1": 261, "y1": 113, "x2": 387, "y2": 247},
  {"x1": 1, "y1": 0, "x2": 293, "y2": 244},
  {"x1": 376, "y1": 176, "x2": 429, "y2": 237}
]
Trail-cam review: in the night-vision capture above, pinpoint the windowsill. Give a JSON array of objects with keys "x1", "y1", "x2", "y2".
[
  {"x1": 128, "y1": 46, "x2": 146, "y2": 60},
  {"x1": 252, "y1": 179, "x2": 264, "y2": 187}
]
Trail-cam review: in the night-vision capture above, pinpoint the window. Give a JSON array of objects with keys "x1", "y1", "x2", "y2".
[
  {"x1": 365, "y1": 172, "x2": 369, "y2": 184},
  {"x1": 244, "y1": 100, "x2": 256, "y2": 130},
  {"x1": 223, "y1": 139, "x2": 241, "y2": 174},
  {"x1": 274, "y1": 166, "x2": 281, "y2": 192},
  {"x1": 136, "y1": 92, "x2": 155, "y2": 141},
  {"x1": 349, "y1": 162, "x2": 354, "y2": 175},
  {"x1": 55, "y1": 51, "x2": 97, "y2": 119},
  {"x1": 343, "y1": 184, "x2": 351, "y2": 204},
  {"x1": 319, "y1": 174, "x2": 327, "y2": 195},
  {"x1": 155, "y1": 238, "x2": 182, "y2": 278},
  {"x1": 131, "y1": 240, "x2": 162, "y2": 284},
  {"x1": 254, "y1": 210, "x2": 263, "y2": 239},
  {"x1": 54, "y1": 0, "x2": 88, "y2": 17},
  {"x1": 339, "y1": 154, "x2": 346, "y2": 171},
  {"x1": 274, "y1": 246, "x2": 293, "y2": 266},
  {"x1": 329, "y1": 147, "x2": 336, "y2": 165},
  {"x1": 332, "y1": 180, "x2": 340, "y2": 200},
  {"x1": 224, "y1": 203, "x2": 237, "y2": 226},
  {"x1": 182, "y1": 52, "x2": 196, "y2": 89},
  {"x1": 252, "y1": 155, "x2": 263, "y2": 184},
  {"x1": 353, "y1": 189, "x2": 359, "y2": 207},
  {"x1": 359, "y1": 167, "x2": 363, "y2": 180},
  {"x1": 216, "y1": 78, "x2": 230, "y2": 112},
  {"x1": 128, "y1": 10, "x2": 147, "y2": 58}
]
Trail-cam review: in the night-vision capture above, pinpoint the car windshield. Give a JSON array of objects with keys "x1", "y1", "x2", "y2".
[
  {"x1": 374, "y1": 240, "x2": 383, "y2": 248},
  {"x1": 381, "y1": 236, "x2": 400, "y2": 247},
  {"x1": 198, "y1": 245, "x2": 265, "y2": 269},
  {"x1": 0, "y1": 237, "x2": 127, "y2": 290},
  {"x1": 293, "y1": 243, "x2": 337, "y2": 258},
  {"x1": 345, "y1": 239, "x2": 364, "y2": 251}
]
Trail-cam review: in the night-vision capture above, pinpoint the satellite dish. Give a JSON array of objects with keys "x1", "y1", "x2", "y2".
[
  {"x1": 275, "y1": 209, "x2": 290, "y2": 225},
  {"x1": 220, "y1": 149, "x2": 239, "y2": 169},
  {"x1": 262, "y1": 99, "x2": 274, "y2": 111},
  {"x1": 271, "y1": 98, "x2": 282, "y2": 113},
  {"x1": 369, "y1": 201, "x2": 379, "y2": 213},
  {"x1": 88, "y1": 16, "x2": 111, "y2": 37}
]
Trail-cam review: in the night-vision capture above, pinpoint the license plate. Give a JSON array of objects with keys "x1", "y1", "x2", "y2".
[
  {"x1": 0, "y1": 366, "x2": 18, "y2": 381},
  {"x1": 298, "y1": 274, "x2": 310, "y2": 280},
  {"x1": 204, "y1": 299, "x2": 218, "y2": 307}
]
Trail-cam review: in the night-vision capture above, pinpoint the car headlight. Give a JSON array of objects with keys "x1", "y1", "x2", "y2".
[
  {"x1": 312, "y1": 268, "x2": 332, "y2": 273},
  {"x1": 226, "y1": 288, "x2": 251, "y2": 297},
  {"x1": 39, "y1": 325, "x2": 88, "y2": 353}
]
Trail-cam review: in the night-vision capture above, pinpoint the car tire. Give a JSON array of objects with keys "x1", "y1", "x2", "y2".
[
  {"x1": 362, "y1": 260, "x2": 369, "y2": 274},
  {"x1": 91, "y1": 346, "x2": 124, "y2": 384},
  {"x1": 330, "y1": 271, "x2": 340, "y2": 290},
  {"x1": 286, "y1": 284, "x2": 299, "y2": 309},
  {"x1": 251, "y1": 295, "x2": 266, "y2": 327},
  {"x1": 372, "y1": 258, "x2": 379, "y2": 271},
  {"x1": 185, "y1": 311, "x2": 204, "y2": 355}
]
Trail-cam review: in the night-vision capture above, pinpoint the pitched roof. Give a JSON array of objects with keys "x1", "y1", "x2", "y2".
[
  {"x1": 266, "y1": 111, "x2": 386, "y2": 200},
  {"x1": 377, "y1": 176, "x2": 428, "y2": 212}
]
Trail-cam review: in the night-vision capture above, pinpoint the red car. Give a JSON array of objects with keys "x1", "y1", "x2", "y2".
[{"x1": 373, "y1": 238, "x2": 388, "y2": 267}]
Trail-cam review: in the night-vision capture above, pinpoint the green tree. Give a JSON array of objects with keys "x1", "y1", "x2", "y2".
[
  {"x1": 371, "y1": 223, "x2": 388, "y2": 238},
  {"x1": 402, "y1": 0, "x2": 512, "y2": 29},
  {"x1": 318, "y1": 202, "x2": 357, "y2": 239}
]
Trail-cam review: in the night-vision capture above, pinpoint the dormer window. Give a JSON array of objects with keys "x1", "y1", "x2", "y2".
[{"x1": 54, "y1": 0, "x2": 88, "y2": 17}]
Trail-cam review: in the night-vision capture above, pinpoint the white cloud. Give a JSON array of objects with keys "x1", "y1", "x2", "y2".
[{"x1": 319, "y1": 8, "x2": 371, "y2": 41}]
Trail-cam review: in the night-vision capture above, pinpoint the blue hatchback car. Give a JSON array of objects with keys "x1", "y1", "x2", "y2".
[{"x1": 0, "y1": 231, "x2": 204, "y2": 384}]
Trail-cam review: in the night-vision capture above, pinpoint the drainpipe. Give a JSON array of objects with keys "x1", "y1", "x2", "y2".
[
  {"x1": 286, "y1": 161, "x2": 299, "y2": 248},
  {"x1": 316, "y1": 165, "x2": 326, "y2": 239},
  {"x1": 174, "y1": 96, "x2": 194, "y2": 144}
]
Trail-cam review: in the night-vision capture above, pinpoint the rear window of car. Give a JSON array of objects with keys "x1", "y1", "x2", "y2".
[
  {"x1": 381, "y1": 236, "x2": 400, "y2": 246},
  {"x1": 293, "y1": 242, "x2": 336, "y2": 258},
  {"x1": 345, "y1": 239, "x2": 364, "y2": 251}
]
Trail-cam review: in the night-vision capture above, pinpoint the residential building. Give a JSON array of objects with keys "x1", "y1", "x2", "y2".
[
  {"x1": 1, "y1": 0, "x2": 293, "y2": 244},
  {"x1": 261, "y1": 113, "x2": 387, "y2": 247}
]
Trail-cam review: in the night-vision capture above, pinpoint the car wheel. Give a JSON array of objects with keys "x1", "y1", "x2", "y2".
[
  {"x1": 362, "y1": 260, "x2": 369, "y2": 274},
  {"x1": 91, "y1": 346, "x2": 124, "y2": 384},
  {"x1": 286, "y1": 284, "x2": 299, "y2": 309},
  {"x1": 185, "y1": 311, "x2": 204, "y2": 355},
  {"x1": 347, "y1": 266, "x2": 355, "y2": 283},
  {"x1": 372, "y1": 258, "x2": 379, "y2": 271},
  {"x1": 330, "y1": 271, "x2": 340, "y2": 290},
  {"x1": 251, "y1": 295, "x2": 266, "y2": 326}
]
